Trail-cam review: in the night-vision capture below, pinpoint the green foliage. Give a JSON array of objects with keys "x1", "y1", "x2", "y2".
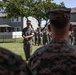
[
  {"x1": 41, "y1": 0, "x2": 58, "y2": 21},
  {"x1": 2, "y1": 0, "x2": 28, "y2": 18},
  {"x1": 1, "y1": 0, "x2": 59, "y2": 26},
  {"x1": 59, "y1": 2, "x2": 65, "y2": 7}
]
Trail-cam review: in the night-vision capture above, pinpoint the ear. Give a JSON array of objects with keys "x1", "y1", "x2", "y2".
[
  {"x1": 48, "y1": 24, "x2": 51, "y2": 32},
  {"x1": 69, "y1": 24, "x2": 72, "y2": 31}
]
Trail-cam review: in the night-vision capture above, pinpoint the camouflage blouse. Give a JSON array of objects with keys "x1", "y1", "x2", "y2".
[
  {"x1": 0, "y1": 47, "x2": 32, "y2": 75},
  {"x1": 28, "y1": 39, "x2": 76, "y2": 75}
]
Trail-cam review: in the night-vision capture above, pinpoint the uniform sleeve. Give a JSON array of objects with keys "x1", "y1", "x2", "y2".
[
  {"x1": 28, "y1": 53, "x2": 39, "y2": 68},
  {"x1": 28, "y1": 55, "x2": 41, "y2": 75},
  {"x1": 28, "y1": 47, "x2": 45, "y2": 75},
  {"x1": 28, "y1": 46, "x2": 47, "y2": 75}
]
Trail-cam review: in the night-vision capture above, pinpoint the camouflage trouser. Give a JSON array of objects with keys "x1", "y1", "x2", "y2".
[
  {"x1": 23, "y1": 43, "x2": 32, "y2": 61},
  {"x1": 35, "y1": 38, "x2": 37, "y2": 45}
]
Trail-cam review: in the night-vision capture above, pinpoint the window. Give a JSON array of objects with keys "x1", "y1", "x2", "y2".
[
  {"x1": 13, "y1": 27, "x2": 21, "y2": 32},
  {"x1": 17, "y1": 27, "x2": 21, "y2": 31},
  {"x1": 11, "y1": 17, "x2": 21, "y2": 22}
]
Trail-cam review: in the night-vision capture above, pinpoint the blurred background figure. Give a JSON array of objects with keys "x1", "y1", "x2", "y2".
[
  {"x1": 42, "y1": 28, "x2": 49, "y2": 45},
  {"x1": 0, "y1": 47, "x2": 33, "y2": 75},
  {"x1": 36, "y1": 28, "x2": 42, "y2": 46},
  {"x1": 34, "y1": 29, "x2": 38, "y2": 46}
]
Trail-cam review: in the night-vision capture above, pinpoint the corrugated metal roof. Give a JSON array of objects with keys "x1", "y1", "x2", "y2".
[
  {"x1": 0, "y1": 23, "x2": 11, "y2": 27},
  {"x1": 71, "y1": 7, "x2": 76, "y2": 13},
  {"x1": 0, "y1": 24, "x2": 11, "y2": 27}
]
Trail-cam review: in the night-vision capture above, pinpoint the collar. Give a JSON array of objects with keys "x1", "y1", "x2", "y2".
[{"x1": 51, "y1": 38, "x2": 68, "y2": 44}]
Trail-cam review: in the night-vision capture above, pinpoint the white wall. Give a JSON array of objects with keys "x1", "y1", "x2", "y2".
[
  {"x1": 12, "y1": 32, "x2": 22, "y2": 38},
  {"x1": 23, "y1": 16, "x2": 38, "y2": 30},
  {"x1": 23, "y1": 17, "x2": 27, "y2": 28},
  {"x1": 0, "y1": 32, "x2": 22, "y2": 38},
  {"x1": 28, "y1": 16, "x2": 38, "y2": 30}
]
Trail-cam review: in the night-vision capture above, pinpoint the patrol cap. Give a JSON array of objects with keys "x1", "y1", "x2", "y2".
[
  {"x1": 48, "y1": 7, "x2": 71, "y2": 21},
  {"x1": 47, "y1": 7, "x2": 71, "y2": 28}
]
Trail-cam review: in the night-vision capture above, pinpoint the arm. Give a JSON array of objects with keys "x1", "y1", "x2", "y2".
[
  {"x1": 22, "y1": 28, "x2": 34, "y2": 39},
  {"x1": 24, "y1": 34, "x2": 34, "y2": 39},
  {"x1": 25, "y1": 29, "x2": 34, "y2": 39},
  {"x1": 22, "y1": 32, "x2": 26, "y2": 39},
  {"x1": 22, "y1": 31, "x2": 34, "y2": 39},
  {"x1": 22, "y1": 29, "x2": 29, "y2": 40}
]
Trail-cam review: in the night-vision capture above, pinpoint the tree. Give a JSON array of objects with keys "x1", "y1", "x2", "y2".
[
  {"x1": 25, "y1": 0, "x2": 58, "y2": 27},
  {"x1": 59, "y1": 2, "x2": 65, "y2": 7},
  {"x1": 41, "y1": 0, "x2": 58, "y2": 22},
  {"x1": 2, "y1": 0, "x2": 29, "y2": 18},
  {"x1": 1, "y1": 0, "x2": 58, "y2": 27},
  {"x1": 3, "y1": 0, "x2": 7, "y2": 2}
]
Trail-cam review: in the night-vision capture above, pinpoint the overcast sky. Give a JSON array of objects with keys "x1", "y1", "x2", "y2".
[{"x1": 53, "y1": 0, "x2": 76, "y2": 8}]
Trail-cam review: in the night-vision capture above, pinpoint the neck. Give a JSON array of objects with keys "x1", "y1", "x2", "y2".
[
  {"x1": 52, "y1": 32, "x2": 69, "y2": 41},
  {"x1": 51, "y1": 26, "x2": 69, "y2": 41},
  {"x1": 52, "y1": 36, "x2": 69, "y2": 41}
]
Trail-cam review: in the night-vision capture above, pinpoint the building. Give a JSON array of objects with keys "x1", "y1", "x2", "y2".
[
  {"x1": 0, "y1": 12, "x2": 38, "y2": 38},
  {"x1": 70, "y1": 7, "x2": 76, "y2": 32}
]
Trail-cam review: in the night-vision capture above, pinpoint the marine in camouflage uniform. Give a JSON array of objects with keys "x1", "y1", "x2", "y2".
[
  {"x1": 22, "y1": 20, "x2": 34, "y2": 61},
  {"x1": 37, "y1": 28, "x2": 42, "y2": 46},
  {"x1": 43, "y1": 28, "x2": 49, "y2": 45},
  {"x1": 34, "y1": 30, "x2": 38, "y2": 45},
  {"x1": 0, "y1": 47, "x2": 32, "y2": 75},
  {"x1": 28, "y1": 7, "x2": 76, "y2": 75}
]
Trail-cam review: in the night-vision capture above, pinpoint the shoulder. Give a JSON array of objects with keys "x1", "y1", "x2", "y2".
[
  {"x1": 29, "y1": 45, "x2": 48, "y2": 61},
  {"x1": 22, "y1": 27, "x2": 27, "y2": 31},
  {"x1": 0, "y1": 47, "x2": 25, "y2": 68},
  {"x1": 0, "y1": 47, "x2": 32, "y2": 75}
]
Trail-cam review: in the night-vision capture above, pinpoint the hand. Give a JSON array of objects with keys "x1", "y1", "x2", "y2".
[{"x1": 25, "y1": 36, "x2": 28, "y2": 39}]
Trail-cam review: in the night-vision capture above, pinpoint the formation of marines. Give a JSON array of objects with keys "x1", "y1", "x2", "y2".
[{"x1": 34, "y1": 27, "x2": 51, "y2": 46}]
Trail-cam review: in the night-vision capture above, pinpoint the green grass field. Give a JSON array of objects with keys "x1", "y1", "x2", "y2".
[{"x1": 0, "y1": 43, "x2": 41, "y2": 60}]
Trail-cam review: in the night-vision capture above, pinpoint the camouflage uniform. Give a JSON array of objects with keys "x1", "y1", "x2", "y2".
[
  {"x1": 43, "y1": 30, "x2": 49, "y2": 45},
  {"x1": 28, "y1": 7, "x2": 76, "y2": 75},
  {"x1": 36, "y1": 28, "x2": 42, "y2": 46},
  {"x1": 28, "y1": 39, "x2": 76, "y2": 75},
  {"x1": 22, "y1": 27, "x2": 34, "y2": 61},
  {"x1": 0, "y1": 47, "x2": 32, "y2": 75},
  {"x1": 34, "y1": 31, "x2": 38, "y2": 45}
]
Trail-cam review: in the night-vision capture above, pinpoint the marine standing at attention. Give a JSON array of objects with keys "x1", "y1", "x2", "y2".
[{"x1": 22, "y1": 19, "x2": 34, "y2": 61}]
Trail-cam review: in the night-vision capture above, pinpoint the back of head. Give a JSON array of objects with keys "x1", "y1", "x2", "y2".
[
  {"x1": 48, "y1": 7, "x2": 71, "y2": 29},
  {"x1": 0, "y1": 47, "x2": 32, "y2": 75}
]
